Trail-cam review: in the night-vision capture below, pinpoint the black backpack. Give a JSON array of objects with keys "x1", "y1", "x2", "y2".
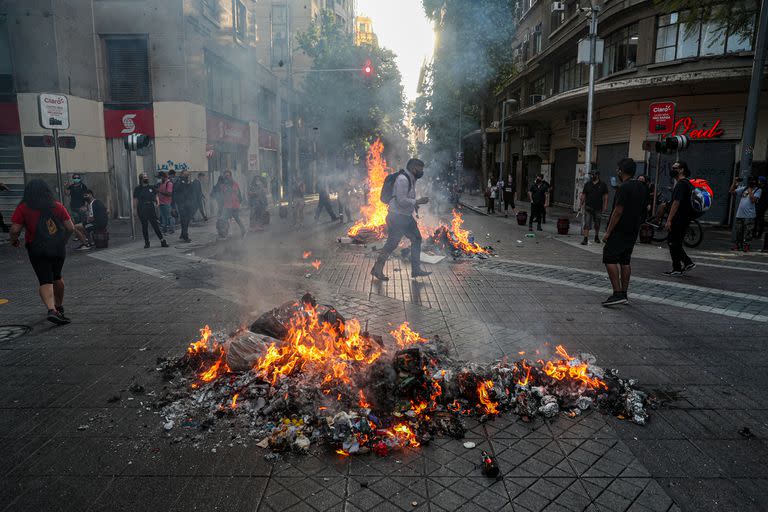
[
  {"x1": 30, "y1": 208, "x2": 67, "y2": 258},
  {"x1": 380, "y1": 170, "x2": 411, "y2": 204}
]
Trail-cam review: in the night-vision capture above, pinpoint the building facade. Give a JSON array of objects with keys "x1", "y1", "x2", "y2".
[
  {"x1": 0, "y1": 0, "x2": 354, "y2": 220},
  {"x1": 354, "y1": 16, "x2": 378, "y2": 46},
  {"x1": 484, "y1": 0, "x2": 768, "y2": 224}
]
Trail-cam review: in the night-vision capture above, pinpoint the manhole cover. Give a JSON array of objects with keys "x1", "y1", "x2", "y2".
[{"x1": 0, "y1": 325, "x2": 31, "y2": 342}]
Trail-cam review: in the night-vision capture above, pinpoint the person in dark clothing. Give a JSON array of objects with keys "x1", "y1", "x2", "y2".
[
  {"x1": 664, "y1": 161, "x2": 695, "y2": 276},
  {"x1": 503, "y1": 174, "x2": 516, "y2": 217},
  {"x1": 133, "y1": 173, "x2": 169, "y2": 249},
  {"x1": 601, "y1": 158, "x2": 648, "y2": 306},
  {"x1": 173, "y1": 170, "x2": 196, "y2": 243},
  {"x1": 578, "y1": 171, "x2": 609, "y2": 245},
  {"x1": 754, "y1": 176, "x2": 767, "y2": 239},
  {"x1": 248, "y1": 176, "x2": 269, "y2": 231},
  {"x1": 65, "y1": 173, "x2": 88, "y2": 224},
  {"x1": 9, "y1": 179, "x2": 75, "y2": 325},
  {"x1": 315, "y1": 177, "x2": 338, "y2": 222},
  {"x1": 191, "y1": 172, "x2": 208, "y2": 222},
  {"x1": 528, "y1": 174, "x2": 549, "y2": 231},
  {"x1": 486, "y1": 181, "x2": 496, "y2": 214},
  {"x1": 72, "y1": 189, "x2": 108, "y2": 247},
  {"x1": 371, "y1": 159, "x2": 431, "y2": 281}
]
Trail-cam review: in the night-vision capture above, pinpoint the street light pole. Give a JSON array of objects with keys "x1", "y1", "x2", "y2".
[{"x1": 583, "y1": 4, "x2": 599, "y2": 181}]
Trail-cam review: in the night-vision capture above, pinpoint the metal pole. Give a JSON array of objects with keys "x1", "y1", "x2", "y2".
[
  {"x1": 126, "y1": 148, "x2": 136, "y2": 240},
  {"x1": 738, "y1": 0, "x2": 768, "y2": 181},
  {"x1": 499, "y1": 103, "x2": 506, "y2": 184},
  {"x1": 583, "y1": 6, "x2": 598, "y2": 183},
  {"x1": 52, "y1": 129, "x2": 64, "y2": 203},
  {"x1": 652, "y1": 136, "x2": 661, "y2": 216}
]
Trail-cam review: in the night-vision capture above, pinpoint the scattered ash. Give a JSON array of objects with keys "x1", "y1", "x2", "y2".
[{"x1": 153, "y1": 294, "x2": 651, "y2": 456}]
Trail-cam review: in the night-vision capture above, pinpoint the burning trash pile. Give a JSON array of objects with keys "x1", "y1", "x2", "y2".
[
  {"x1": 426, "y1": 210, "x2": 494, "y2": 259},
  {"x1": 348, "y1": 139, "x2": 389, "y2": 244},
  {"x1": 156, "y1": 293, "x2": 650, "y2": 456}
]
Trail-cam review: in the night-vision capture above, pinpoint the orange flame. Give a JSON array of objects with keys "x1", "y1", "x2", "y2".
[
  {"x1": 389, "y1": 423, "x2": 420, "y2": 448},
  {"x1": 311, "y1": 259, "x2": 322, "y2": 270},
  {"x1": 200, "y1": 352, "x2": 229, "y2": 382},
  {"x1": 449, "y1": 210, "x2": 489, "y2": 254},
  {"x1": 253, "y1": 303, "x2": 383, "y2": 387},
  {"x1": 390, "y1": 322, "x2": 428, "y2": 348},
  {"x1": 230, "y1": 393, "x2": 239, "y2": 409},
  {"x1": 188, "y1": 325, "x2": 213, "y2": 354},
  {"x1": 336, "y1": 449, "x2": 349, "y2": 456},
  {"x1": 517, "y1": 361, "x2": 532, "y2": 386},
  {"x1": 348, "y1": 139, "x2": 388, "y2": 238},
  {"x1": 539, "y1": 345, "x2": 607, "y2": 389},
  {"x1": 359, "y1": 389, "x2": 370, "y2": 409},
  {"x1": 477, "y1": 380, "x2": 499, "y2": 415},
  {"x1": 302, "y1": 251, "x2": 312, "y2": 259}
]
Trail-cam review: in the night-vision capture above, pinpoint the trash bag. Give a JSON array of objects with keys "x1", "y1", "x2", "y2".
[
  {"x1": 249, "y1": 300, "x2": 304, "y2": 339},
  {"x1": 224, "y1": 331, "x2": 281, "y2": 371}
]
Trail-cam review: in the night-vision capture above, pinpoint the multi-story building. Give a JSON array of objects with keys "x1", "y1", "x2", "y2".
[
  {"x1": 483, "y1": 0, "x2": 768, "y2": 224},
  {"x1": 354, "y1": 16, "x2": 378, "y2": 46},
  {"x1": 0, "y1": 0, "x2": 318, "y2": 220}
]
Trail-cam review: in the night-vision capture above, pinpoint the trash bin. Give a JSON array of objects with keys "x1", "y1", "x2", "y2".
[
  {"x1": 93, "y1": 229, "x2": 109, "y2": 248},
  {"x1": 556, "y1": 218, "x2": 570, "y2": 235},
  {"x1": 516, "y1": 211, "x2": 528, "y2": 226}
]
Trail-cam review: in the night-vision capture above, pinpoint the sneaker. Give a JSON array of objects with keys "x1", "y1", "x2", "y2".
[
  {"x1": 683, "y1": 263, "x2": 696, "y2": 272},
  {"x1": 55, "y1": 306, "x2": 71, "y2": 321},
  {"x1": 182, "y1": 238, "x2": 192, "y2": 243},
  {"x1": 537, "y1": 226, "x2": 543, "y2": 231},
  {"x1": 594, "y1": 236, "x2": 601, "y2": 244},
  {"x1": 161, "y1": 239, "x2": 169, "y2": 248},
  {"x1": 411, "y1": 269, "x2": 432, "y2": 278},
  {"x1": 601, "y1": 293, "x2": 627, "y2": 307},
  {"x1": 76, "y1": 243, "x2": 92, "y2": 251},
  {"x1": 663, "y1": 270, "x2": 683, "y2": 276},
  {"x1": 144, "y1": 242, "x2": 150, "y2": 249},
  {"x1": 47, "y1": 309, "x2": 70, "y2": 325},
  {"x1": 580, "y1": 237, "x2": 588, "y2": 245},
  {"x1": 619, "y1": 291, "x2": 629, "y2": 304}
]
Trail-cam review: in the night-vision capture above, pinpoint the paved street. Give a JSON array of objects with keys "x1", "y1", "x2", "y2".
[{"x1": 1, "y1": 207, "x2": 767, "y2": 512}]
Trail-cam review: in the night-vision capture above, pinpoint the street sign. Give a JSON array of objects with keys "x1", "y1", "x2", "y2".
[
  {"x1": 24, "y1": 135, "x2": 76, "y2": 149},
  {"x1": 648, "y1": 101, "x2": 675, "y2": 134},
  {"x1": 38, "y1": 93, "x2": 70, "y2": 130}
]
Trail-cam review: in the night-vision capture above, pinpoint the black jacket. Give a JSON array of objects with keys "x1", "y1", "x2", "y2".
[
  {"x1": 173, "y1": 179, "x2": 196, "y2": 208},
  {"x1": 91, "y1": 199, "x2": 108, "y2": 230}
]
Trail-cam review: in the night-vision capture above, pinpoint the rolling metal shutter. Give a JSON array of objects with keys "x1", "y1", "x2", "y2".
[{"x1": 106, "y1": 38, "x2": 151, "y2": 104}]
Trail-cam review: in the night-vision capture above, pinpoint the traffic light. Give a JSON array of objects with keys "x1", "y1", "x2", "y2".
[
  {"x1": 124, "y1": 133, "x2": 151, "y2": 151},
  {"x1": 363, "y1": 59, "x2": 374, "y2": 77},
  {"x1": 643, "y1": 135, "x2": 690, "y2": 154}
]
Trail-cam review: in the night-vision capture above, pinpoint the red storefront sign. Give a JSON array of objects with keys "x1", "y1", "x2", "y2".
[
  {"x1": 648, "y1": 101, "x2": 675, "y2": 134},
  {"x1": 104, "y1": 107, "x2": 155, "y2": 138},
  {"x1": 0, "y1": 103, "x2": 21, "y2": 135},
  {"x1": 258, "y1": 128, "x2": 278, "y2": 150},
  {"x1": 672, "y1": 117, "x2": 724, "y2": 139},
  {"x1": 206, "y1": 111, "x2": 250, "y2": 146}
]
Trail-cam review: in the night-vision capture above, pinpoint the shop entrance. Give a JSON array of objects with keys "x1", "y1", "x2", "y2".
[{"x1": 552, "y1": 148, "x2": 578, "y2": 207}]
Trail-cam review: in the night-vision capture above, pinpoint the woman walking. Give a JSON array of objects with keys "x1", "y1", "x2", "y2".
[{"x1": 9, "y1": 179, "x2": 75, "y2": 325}]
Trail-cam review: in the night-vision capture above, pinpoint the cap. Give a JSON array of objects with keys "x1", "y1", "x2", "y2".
[{"x1": 758, "y1": 176, "x2": 767, "y2": 184}]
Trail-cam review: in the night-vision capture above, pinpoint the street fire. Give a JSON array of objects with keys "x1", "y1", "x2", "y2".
[
  {"x1": 348, "y1": 139, "x2": 389, "y2": 243},
  {"x1": 302, "y1": 251, "x2": 312, "y2": 259},
  {"x1": 158, "y1": 293, "x2": 651, "y2": 458},
  {"x1": 429, "y1": 210, "x2": 491, "y2": 256},
  {"x1": 311, "y1": 259, "x2": 322, "y2": 270}
]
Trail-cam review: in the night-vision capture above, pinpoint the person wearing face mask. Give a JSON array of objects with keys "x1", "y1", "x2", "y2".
[
  {"x1": 173, "y1": 170, "x2": 195, "y2": 243},
  {"x1": 527, "y1": 174, "x2": 549, "y2": 231},
  {"x1": 578, "y1": 171, "x2": 609, "y2": 245},
  {"x1": 65, "y1": 173, "x2": 88, "y2": 224},
  {"x1": 72, "y1": 189, "x2": 107, "y2": 249},
  {"x1": 729, "y1": 175, "x2": 762, "y2": 252},
  {"x1": 371, "y1": 158, "x2": 432, "y2": 281},
  {"x1": 133, "y1": 173, "x2": 168, "y2": 248},
  {"x1": 663, "y1": 161, "x2": 695, "y2": 275}
]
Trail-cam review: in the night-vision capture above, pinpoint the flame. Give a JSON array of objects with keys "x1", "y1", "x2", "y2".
[
  {"x1": 311, "y1": 259, "x2": 322, "y2": 270},
  {"x1": 539, "y1": 345, "x2": 607, "y2": 390},
  {"x1": 302, "y1": 251, "x2": 312, "y2": 259},
  {"x1": 410, "y1": 401, "x2": 428, "y2": 414},
  {"x1": 358, "y1": 389, "x2": 370, "y2": 409},
  {"x1": 253, "y1": 303, "x2": 383, "y2": 387},
  {"x1": 449, "y1": 210, "x2": 489, "y2": 254},
  {"x1": 188, "y1": 325, "x2": 212, "y2": 354},
  {"x1": 336, "y1": 449, "x2": 349, "y2": 456},
  {"x1": 389, "y1": 423, "x2": 420, "y2": 448},
  {"x1": 230, "y1": 393, "x2": 239, "y2": 409},
  {"x1": 348, "y1": 139, "x2": 389, "y2": 239},
  {"x1": 200, "y1": 352, "x2": 229, "y2": 382},
  {"x1": 390, "y1": 322, "x2": 428, "y2": 349},
  {"x1": 477, "y1": 380, "x2": 499, "y2": 415},
  {"x1": 517, "y1": 361, "x2": 532, "y2": 386}
]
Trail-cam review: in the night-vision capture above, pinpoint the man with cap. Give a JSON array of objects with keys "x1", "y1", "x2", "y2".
[
  {"x1": 371, "y1": 158, "x2": 431, "y2": 281},
  {"x1": 578, "y1": 170, "x2": 609, "y2": 245}
]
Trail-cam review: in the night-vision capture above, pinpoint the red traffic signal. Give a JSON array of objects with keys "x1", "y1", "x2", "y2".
[{"x1": 363, "y1": 59, "x2": 373, "y2": 76}]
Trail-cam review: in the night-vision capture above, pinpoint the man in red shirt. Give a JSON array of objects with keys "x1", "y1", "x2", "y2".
[
  {"x1": 157, "y1": 172, "x2": 175, "y2": 234},
  {"x1": 9, "y1": 179, "x2": 75, "y2": 325},
  {"x1": 218, "y1": 170, "x2": 246, "y2": 238}
]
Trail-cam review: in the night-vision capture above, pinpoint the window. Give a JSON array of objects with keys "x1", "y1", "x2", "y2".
[
  {"x1": 558, "y1": 57, "x2": 581, "y2": 93},
  {"x1": 550, "y1": 1, "x2": 575, "y2": 33},
  {"x1": 234, "y1": 0, "x2": 247, "y2": 42},
  {"x1": 105, "y1": 38, "x2": 151, "y2": 104},
  {"x1": 532, "y1": 23, "x2": 542, "y2": 55},
  {"x1": 530, "y1": 75, "x2": 546, "y2": 104},
  {"x1": 271, "y1": 4, "x2": 289, "y2": 68},
  {"x1": 601, "y1": 23, "x2": 638, "y2": 76},
  {"x1": 655, "y1": 11, "x2": 756, "y2": 62},
  {"x1": 201, "y1": 0, "x2": 220, "y2": 23},
  {"x1": 206, "y1": 53, "x2": 241, "y2": 118},
  {"x1": 258, "y1": 86, "x2": 276, "y2": 127}
]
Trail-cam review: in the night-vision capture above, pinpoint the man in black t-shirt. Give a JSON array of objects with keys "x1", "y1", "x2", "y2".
[
  {"x1": 65, "y1": 173, "x2": 88, "y2": 224},
  {"x1": 528, "y1": 174, "x2": 549, "y2": 231},
  {"x1": 664, "y1": 161, "x2": 695, "y2": 275},
  {"x1": 133, "y1": 173, "x2": 168, "y2": 249},
  {"x1": 578, "y1": 171, "x2": 609, "y2": 245},
  {"x1": 601, "y1": 158, "x2": 648, "y2": 306}
]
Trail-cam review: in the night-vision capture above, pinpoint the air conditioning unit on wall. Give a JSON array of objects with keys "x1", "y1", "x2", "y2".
[{"x1": 552, "y1": 2, "x2": 565, "y2": 12}]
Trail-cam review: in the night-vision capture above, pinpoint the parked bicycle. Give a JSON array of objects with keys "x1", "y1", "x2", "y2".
[{"x1": 642, "y1": 209, "x2": 703, "y2": 248}]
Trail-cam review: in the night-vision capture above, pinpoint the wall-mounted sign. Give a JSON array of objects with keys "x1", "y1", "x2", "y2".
[
  {"x1": 648, "y1": 101, "x2": 675, "y2": 134},
  {"x1": 206, "y1": 111, "x2": 250, "y2": 146},
  {"x1": 104, "y1": 107, "x2": 155, "y2": 138},
  {"x1": 258, "y1": 128, "x2": 278, "y2": 150},
  {"x1": 24, "y1": 135, "x2": 76, "y2": 149},
  {"x1": 39, "y1": 93, "x2": 70, "y2": 130},
  {"x1": 672, "y1": 117, "x2": 724, "y2": 139}
]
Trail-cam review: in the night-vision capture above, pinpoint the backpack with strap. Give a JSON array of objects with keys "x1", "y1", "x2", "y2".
[
  {"x1": 29, "y1": 208, "x2": 67, "y2": 258},
  {"x1": 380, "y1": 170, "x2": 411, "y2": 204},
  {"x1": 689, "y1": 178, "x2": 713, "y2": 218}
]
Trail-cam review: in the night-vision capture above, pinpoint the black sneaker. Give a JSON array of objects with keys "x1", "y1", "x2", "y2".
[
  {"x1": 580, "y1": 237, "x2": 588, "y2": 245},
  {"x1": 663, "y1": 270, "x2": 683, "y2": 276},
  {"x1": 411, "y1": 269, "x2": 432, "y2": 278},
  {"x1": 47, "y1": 309, "x2": 70, "y2": 325},
  {"x1": 537, "y1": 226, "x2": 543, "y2": 231},
  {"x1": 601, "y1": 293, "x2": 628, "y2": 307},
  {"x1": 55, "y1": 305, "x2": 71, "y2": 321},
  {"x1": 594, "y1": 236, "x2": 601, "y2": 244},
  {"x1": 683, "y1": 263, "x2": 696, "y2": 272},
  {"x1": 161, "y1": 239, "x2": 169, "y2": 248}
]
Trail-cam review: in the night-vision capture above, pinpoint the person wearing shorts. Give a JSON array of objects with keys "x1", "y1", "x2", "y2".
[
  {"x1": 9, "y1": 179, "x2": 75, "y2": 325},
  {"x1": 578, "y1": 171, "x2": 608, "y2": 245},
  {"x1": 601, "y1": 158, "x2": 648, "y2": 307}
]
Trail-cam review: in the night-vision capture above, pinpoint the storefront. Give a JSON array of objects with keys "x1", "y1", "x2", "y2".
[
  {"x1": 104, "y1": 106, "x2": 155, "y2": 217},
  {"x1": 206, "y1": 110, "x2": 250, "y2": 191}
]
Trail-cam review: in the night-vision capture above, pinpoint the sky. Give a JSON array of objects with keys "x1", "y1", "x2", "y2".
[{"x1": 356, "y1": 0, "x2": 435, "y2": 102}]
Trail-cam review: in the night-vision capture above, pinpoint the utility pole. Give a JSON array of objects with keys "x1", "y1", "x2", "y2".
[
  {"x1": 582, "y1": 3, "x2": 600, "y2": 182},
  {"x1": 738, "y1": 0, "x2": 768, "y2": 181}
]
